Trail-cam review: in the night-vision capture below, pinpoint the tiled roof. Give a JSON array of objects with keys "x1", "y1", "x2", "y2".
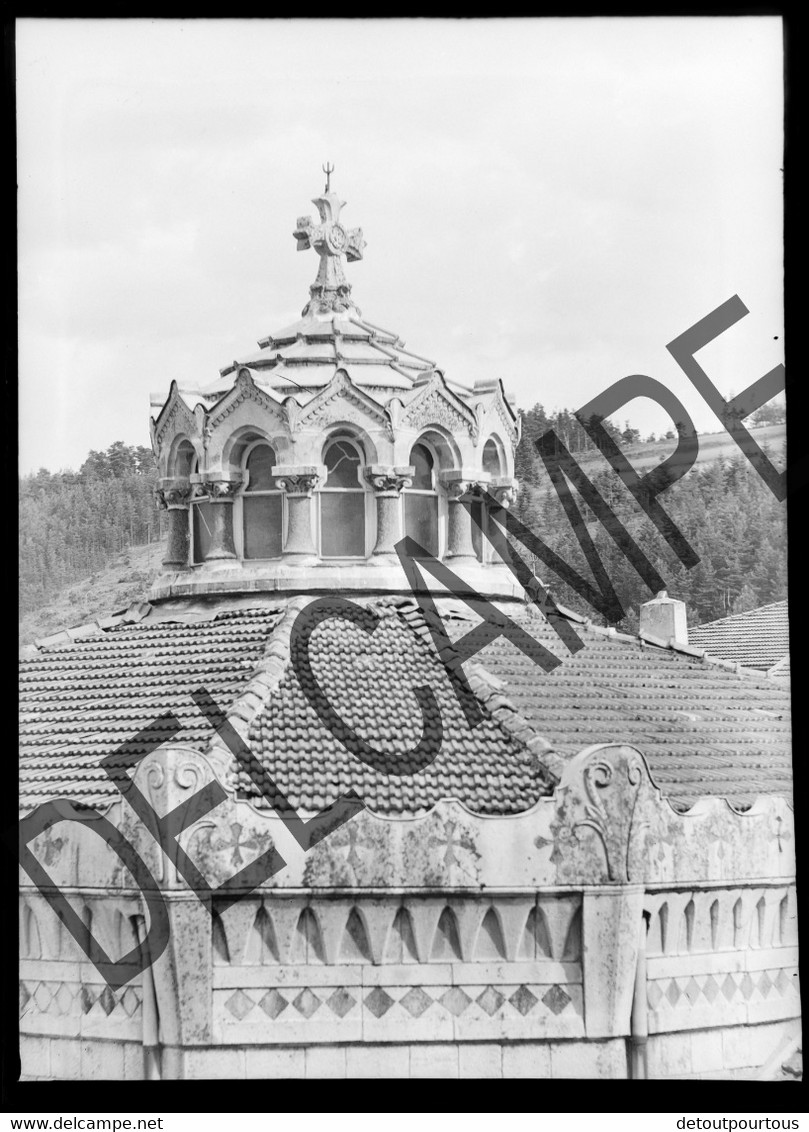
[
  {"x1": 19, "y1": 608, "x2": 283, "y2": 809},
  {"x1": 235, "y1": 598, "x2": 552, "y2": 817},
  {"x1": 19, "y1": 596, "x2": 793, "y2": 815},
  {"x1": 689, "y1": 601, "x2": 789, "y2": 671},
  {"x1": 451, "y1": 603, "x2": 792, "y2": 809},
  {"x1": 769, "y1": 654, "x2": 790, "y2": 680}
]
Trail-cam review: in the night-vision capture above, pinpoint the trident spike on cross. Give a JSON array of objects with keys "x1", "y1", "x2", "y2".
[{"x1": 322, "y1": 162, "x2": 334, "y2": 193}]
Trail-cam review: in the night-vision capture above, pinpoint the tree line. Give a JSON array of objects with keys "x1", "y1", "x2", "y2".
[
  {"x1": 19, "y1": 442, "x2": 166, "y2": 614},
  {"x1": 513, "y1": 407, "x2": 786, "y2": 629},
  {"x1": 19, "y1": 423, "x2": 786, "y2": 632}
]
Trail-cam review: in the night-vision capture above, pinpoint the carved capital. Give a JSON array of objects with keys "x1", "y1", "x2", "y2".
[
  {"x1": 208, "y1": 480, "x2": 241, "y2": 501},
  {"x1": 491, "y1": 476, "x2": 519, "y2": 509},
  {"x1": 440, "y1": 469, "x2": 491, "y2": 502},
  {"x1": 363, "y1": 464, "x2": 414, "y2": 494},
  {"x1": 190, "y1": 473, "x2": 243, "y2": 501},
  {"x1": 274, "y1": 464, "x2": 326, "y2": 497},
  {"x1": 155, "y1": 480, "x2": 192, "y2": 510}
]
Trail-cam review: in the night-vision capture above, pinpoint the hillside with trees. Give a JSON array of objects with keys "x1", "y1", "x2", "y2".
[
  {"x1": 19, "y1": 417, "x2": 787, "y2": 644},
  {"x1": 512, "y1": 406, "x2": 787, "y2": 632},
  {"x1": 19, "y1": 442, "x2": 166, "y2": 620}
]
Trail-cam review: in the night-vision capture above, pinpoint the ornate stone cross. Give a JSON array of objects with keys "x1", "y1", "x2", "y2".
[{"x1": 293, "y1": 170, "x2": 366, "y2": 316}]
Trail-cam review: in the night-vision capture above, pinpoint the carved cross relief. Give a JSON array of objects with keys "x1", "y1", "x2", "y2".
[{"x1": 294, "y1": 184, "x2": 366, "y2": 316}]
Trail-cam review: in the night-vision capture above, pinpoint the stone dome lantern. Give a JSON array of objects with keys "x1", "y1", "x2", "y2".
[{"x1": 149, "y1": 172, "x2": 521, "y2": 604}]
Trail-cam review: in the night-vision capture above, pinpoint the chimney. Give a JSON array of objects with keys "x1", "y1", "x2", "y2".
[{"x1": 639, "y1": 590, "x2": 688, "y2": 645}]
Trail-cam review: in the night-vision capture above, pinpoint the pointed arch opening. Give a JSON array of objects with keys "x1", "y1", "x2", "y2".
[
  {"x1": 320, "y1": 435, "x2": 367, "y2": 558},
  {"x1": 341, "y1": 908, "x2": 372, "y2": 963},
  {"x1": 404, "y1": 440, "x2": 440, "y2": 558},
  {"x1": 473, "y1": 436, "x2": 506, "y2": 562},
  {"x1": 430, "y1": 907, "x2": 462, "y2": 961},
  {"x1": 241, "y1": 440, "x2": 283, "y2": 559},
  {"x1": 190, "y1": 456, "x2": 214, "y2": 565}
]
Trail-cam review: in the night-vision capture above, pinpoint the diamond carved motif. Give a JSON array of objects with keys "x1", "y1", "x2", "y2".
[
  {"x1": 740, "y1": 973, "x2": 755, "y2": 1001},
  {"x1": 646, "y1": 982, "x2": 663, "y2": 1010},
  {"x1": 326, "y1": 988, "x2": 356, "y2": 1018},
  {"x1": 757, "y1": 971, "x2": 773, "y2": 999},
  {"x1": 365, "y1": 987, "x2": 395, "y2": 1019},
  {"x1": 476, "y1": 986, "x2": 505, "y2": 1017},
  {"x1": 665, "y1": 980, "x2": 681, "y2": 1007},
  {"x1": 684, "y1": 977, "x2": 701, "y2": 1006},
  {"x1": 259, "y1": 989, "x2": 288, "y2": 1020},
  {"x1": 225, "y1": 989, "x2": 255, "y2": 1021},
  {"x1": 120, "y1": 987, "x2": 140, "y2": 1018},
  {"x1": 400, "y1": 986, "x2": 433, "y2": 1018},
  {"x1": 19, "y1": 983, "x2": 32, "y2": 1014},
  {"x1": 509, "y1": 985, "x2": 538, "y2": 1016},
  {"x1": 80, "y1": 985, "x2": 95, "y2": 1014},
  {"x1": 774, "y1": 969, "x2": 792, "y2": 996},
  {"x1": 541, "y1": 984, "x2": 572, "y2": 1016},
  {"x1": 702, "y1": 975, "x2": 720, "y2": 1004},
  {"x1": 99, "y1": 986, "x2": 116, "y2": 1016},
  {"x1": 293, "y1": 988, "x2": 322, "y2": 1019},
  {"x1": 440, "y1": 987, "x2": 472, "y2": 1017},
  {"x1": 55, "y1": 984, "x2": 76, "y2": 1015},
  {"x1": 721, "y1": 974, "x2": 737, "y2": 1002},
  {"x1": 33, "y1": 983, "x2": 53, "y2": 1012}
]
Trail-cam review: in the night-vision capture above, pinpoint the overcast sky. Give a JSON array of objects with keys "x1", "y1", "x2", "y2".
[{"x1": 17, "y1": 17, "x2": 784, "y2": 474}]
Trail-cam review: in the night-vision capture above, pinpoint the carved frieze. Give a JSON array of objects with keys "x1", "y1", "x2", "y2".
[
  {"x1": 295, "y1": 369, "x2": 388, "y2": 434},
  {"x1": 206, "y1": 368, "x2": 286, "y2": 435},
  {"x1": 152, "y1": 382, "x2": 198, "y2": 452},
  {"x1": 400, "y1": 378, "x2": 479, "y2": 442}
]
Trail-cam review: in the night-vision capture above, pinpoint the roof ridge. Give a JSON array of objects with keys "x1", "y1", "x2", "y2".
[
  {"x1": 692, "y1": 599, "x2": 789, "y2": 630},
  {"x1": 31, "y1": 600, "x2": 152, "y2": 651},
  {"x1": 206, "y1": 595, "x2": 310, "y2": 786},
  {"x1": 463, "y1": 661, "x2": 564, "y2": 790},
  {"x1": 519, "y1": 600, "x2": 789, "y2": 687}
]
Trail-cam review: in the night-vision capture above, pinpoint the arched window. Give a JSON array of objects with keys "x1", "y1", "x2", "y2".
[
  {"x1": 483, "y1": 438, "x2": 503, "y2": 477},
  {"x1": 404, "y1": 441, "x2": 439, "y2": 558},
  {"x1": 190, "y1": 459, "x2": 214, "y2": 565},
  {"x1": 320, "y1": 436, "x2": 366, "y2": 557},
  {"x1": 242, "y1": 442, "x2": 282, "y2": 559},
  {"x1": 473, "y1": 438, "x2": 504, "y2": 561}
]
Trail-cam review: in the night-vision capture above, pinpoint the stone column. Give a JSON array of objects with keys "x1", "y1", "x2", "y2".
[
  {"x1": 364, "y1": 465, "x2": 414, "y2": 558},
  {"x1": 155, "y1": 479, "x2": 192, "y2": 568},
  {"x1": 274, "y1": 465, "x2": 325, "y2": 558},
  {"x1": 192, "y1": 474, "x2": 242, "y2": 562},
  {"x1": 440, "y1": 469, "x2": 491, "y2": 563}
]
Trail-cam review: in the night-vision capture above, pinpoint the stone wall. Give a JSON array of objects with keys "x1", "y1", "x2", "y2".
[{"x1": 19, "y1": 742, "x2": 799, "y2": 1079}]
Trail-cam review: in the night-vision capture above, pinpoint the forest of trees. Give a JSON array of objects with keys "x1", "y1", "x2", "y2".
[
  {"x1": 19, "y1": 416, "x2": 787, "y2": 632},
  {"x1": 19, "y1": 442, "x2": 166, "y2": 615},
  {"x1": 512, "y1": 405, "x2": 787, "y2": 630}
]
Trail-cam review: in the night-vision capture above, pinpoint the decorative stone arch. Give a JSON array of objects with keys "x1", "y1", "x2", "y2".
[
  {"x1": 165, "y1": 435, "x2": 200, "y2": 480},
  {"x1": 205, "y1": 370, "x2": 289, "y2": 471},
  {"x1": 151, "y1": 382, "x2": 199, "y2": 476},
  {"x1": 489, "y1": 382, "x2": 521, "y2": 451},
  {"x1": 482, "y1": 433, "x2": 508, "y2": 477},
  {"x1": 411, "y1": 425, "x2": 463, "y2": 474},
  {"x1": 219, "y1": 423, "x2": 294, "y2": 478},
  {"x1": 295, "y1": 368, "x2": 389, "y2": 437},
  {"x1": 319, "y1": 419, "x2": 380, "y2": 469},
  {"x1": 400, "y1": 371, "x2": 479, "y2": 445}
]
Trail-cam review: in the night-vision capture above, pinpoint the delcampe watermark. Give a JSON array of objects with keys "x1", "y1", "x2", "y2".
[{"x1": 18, "y1": 294, "x2": 788, "y2": 991}]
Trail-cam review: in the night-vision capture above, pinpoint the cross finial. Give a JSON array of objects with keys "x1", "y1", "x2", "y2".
[{"x1": 293, "y1": 173, "x2": 366, "y2": 317}]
